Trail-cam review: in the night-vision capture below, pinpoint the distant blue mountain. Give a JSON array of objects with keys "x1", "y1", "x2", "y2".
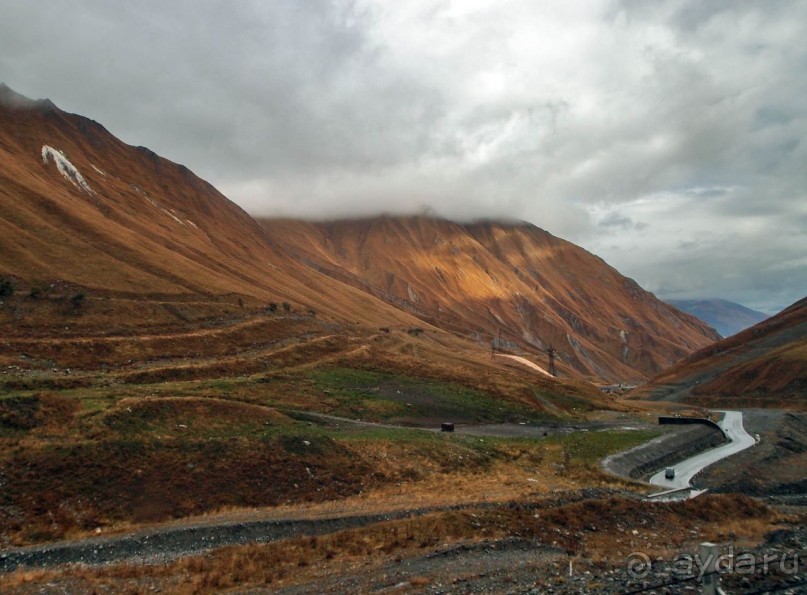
[{"x1": 666, "y1": 299, "x2": 769, "y2": 338}]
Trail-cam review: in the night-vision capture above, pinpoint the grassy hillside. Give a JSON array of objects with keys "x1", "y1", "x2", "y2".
[
  {"x1": 633, "y1": 297, "x2": 807, "y2": 407},
  {"x1": 260, "y1": 216, "x2": 719, "y2": 382}
]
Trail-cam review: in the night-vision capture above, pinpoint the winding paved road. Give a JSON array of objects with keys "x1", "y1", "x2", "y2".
[{"x1": 649, "y1": 410, "x2": 755, "y2": 495}]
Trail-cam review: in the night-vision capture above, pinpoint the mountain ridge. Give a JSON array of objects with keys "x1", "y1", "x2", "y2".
[
  {"x1": 666, "y1": 298, "x2": 769, "y2": 338},
  {"x1": 1, "y1": 85, "x2": 609, "y2": 411},
  {"x1": 260, "y1": 215, "x2": 720, "y2": 381},
  {"x1": 0, "y1": 82, "x2": 57, "y2": 111},
  {"x1": 1, "y1": 84, "x2": 717, "y2": 385},
  {"x1": 0, "y1": 85, "x2": 437, "y2": 327},
  {"x1": 634, "y1": 296, "x2": 807, "y2": 406}
]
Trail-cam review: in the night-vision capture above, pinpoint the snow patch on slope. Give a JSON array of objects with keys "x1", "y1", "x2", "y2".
[
  {"x1": 131, "y1": 184, "x2": 199, "y2": 230},
  {"x1": 142, "y1": 195, "x2": 185, "y2": 225},
  {"x1": 41, "y1": 146, "x2": 94, "y2": 195},
  {"x1": 163, "y1": 209, "x2": 186, "y2": 226}
]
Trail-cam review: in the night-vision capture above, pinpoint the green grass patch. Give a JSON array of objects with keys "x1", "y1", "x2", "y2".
[
  {"x1": 548, "y1": 429, "x2": 660, "y2": 467},
  {"x1": 307, "y1": 366, "x2": 546, "y2": 423},
  {"x1": 79, "y1": 394, "x2": 118, "y2": 414}
]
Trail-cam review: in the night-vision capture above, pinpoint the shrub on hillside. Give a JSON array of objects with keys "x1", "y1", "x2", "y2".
[
  {"x1": 0, "y1": 278, "x2": 14, "y2": 298},
  {"x1": 69, "y1": 292, "x2": 85, "y2": 311}
]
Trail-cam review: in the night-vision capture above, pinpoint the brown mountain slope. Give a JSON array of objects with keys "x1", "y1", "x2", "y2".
[
  {"x1": 0, "y1": 84, "x2": 427, "y2": 328},
  {"x1": 632, "y1": 297, "x2": 807, "y2": 407},
  {"x1": 260, "y1": 216, "x2": 719, "y2": 382},
  {"x1": 0, "y1": 85, "x2": 604, "y2": 412}
]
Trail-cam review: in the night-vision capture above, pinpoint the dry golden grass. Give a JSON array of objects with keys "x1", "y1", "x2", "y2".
[
  {"x1": 0, "y1": 303, "x2": 645, "y2": 547},
  {"x1": 638, "y1": 298, "x2": 807, "y2": 405},
  {"x1": 1, "y1": 494, "x2": 789, "y2": 595},
  {"x1": 260, "y1": 216, "x2": 719, "y2": 381},
  {"x1": 0, "y1": 407, "x2": 648, "y2": 550}
]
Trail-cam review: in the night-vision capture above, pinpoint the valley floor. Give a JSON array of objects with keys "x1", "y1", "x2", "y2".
[
  {"x1": 2, "y1": 408, "x2": 805, "y2": 593},
  {"x1": 2, "y1": 491, "x2": 803, "y2": 594},
  {"x1": 1, "y1": 303, "x2": 804, "y2": 593}
]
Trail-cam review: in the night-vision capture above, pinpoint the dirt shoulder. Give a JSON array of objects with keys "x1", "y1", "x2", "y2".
[
  {"x1": 696, "y1": 410, "x2": 807, "y2": 503},
  {"x1": 0, "y1": 489, "x2": 623, "y2": 574},
  {"x1": 2, "y1": 493, "x2": 797, "y2": 595}
]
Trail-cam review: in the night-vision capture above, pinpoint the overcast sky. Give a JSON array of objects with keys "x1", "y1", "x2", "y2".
[{"x1": 2, "y1": 0, "x2": 805, "y2": 314}]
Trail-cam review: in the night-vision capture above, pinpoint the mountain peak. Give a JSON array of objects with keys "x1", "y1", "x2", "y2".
[
  {"x1": 0, "y1": 83, "x2": 57, "y2": 112},
  {"x1": 640, "y1": 296, "x2": 807, "y2": 403},
  {"x1": 666, "y1": 298, "x2": 769, "y2": 338},
  {"x1": 260, "y1": 215, "x2": 720, "y2": 381}
]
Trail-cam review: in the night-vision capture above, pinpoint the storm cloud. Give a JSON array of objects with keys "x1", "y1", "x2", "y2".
[{"x1": 1, "y1": 0, "x2": 805, "y2": 313}]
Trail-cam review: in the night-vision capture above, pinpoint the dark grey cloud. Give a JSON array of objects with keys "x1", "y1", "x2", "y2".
[
  {"x1": 1, "y1": 0, "x2": 805, "y2": 313},
  {"x1": 597, "y1": 213, "x2": 634, "y2": 230}
]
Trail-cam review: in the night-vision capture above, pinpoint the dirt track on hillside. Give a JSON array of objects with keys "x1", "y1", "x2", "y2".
[
  {"x1": 0, "y1": 490, "x2": 622, "y2": 574},
  {"x1": 5, "y1": 405, "x2": 800, "y2": 584},
  {"x1": 288, "y1": 409, "x2": 651, "y2": 438},
  {"x1": 0, "y1": 411, "x2": 668, "y2": 575}
]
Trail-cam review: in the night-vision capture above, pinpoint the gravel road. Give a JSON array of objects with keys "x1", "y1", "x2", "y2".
[
  {"x1": 293, "y1": 409, "x2": 652, "y2": 439},
  {"x1": 0, "y1": 490, "x2": 624, "y2": 574},
  {"x1": 0, "y1": 508, "x2": 465, "y2": 573}
]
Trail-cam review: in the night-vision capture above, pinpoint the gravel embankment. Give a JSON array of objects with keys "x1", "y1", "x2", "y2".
[
  {"x1": 0, "y1": 489, "x2": 627, "y2": 573},
  {"x1": 0, "y1": 511, "x2": 438, "y2": 573},
  {"x1": 270, "y1": 525, "x2": 807, "y2": 594}
]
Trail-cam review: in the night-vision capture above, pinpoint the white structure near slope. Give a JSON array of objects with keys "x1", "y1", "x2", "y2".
[
  {"x1": 41, "y1": 145, "x2": 94, "y2": 195},
  {"x1": 494, "y1": 353, "x2": 552, "y2": 376}
]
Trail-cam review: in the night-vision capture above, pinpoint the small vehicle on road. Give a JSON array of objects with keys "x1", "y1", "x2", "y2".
[{"x1": 665, "y1": 467, "x2": 675, "y2": 479}]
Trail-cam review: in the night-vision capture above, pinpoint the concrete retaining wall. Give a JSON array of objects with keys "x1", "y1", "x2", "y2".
[
  {"x1": 604, "y1": 423, "x2": 728, "y2": 481},
  {"x1": 658, "y1": 416, "x2": 723, "y2": 433}
]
